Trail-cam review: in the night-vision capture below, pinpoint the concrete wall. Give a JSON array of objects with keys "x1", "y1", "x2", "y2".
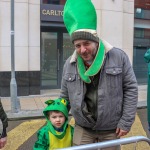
[{"x1": 0, "y1": 0, "x2": 40, "y2": 72}]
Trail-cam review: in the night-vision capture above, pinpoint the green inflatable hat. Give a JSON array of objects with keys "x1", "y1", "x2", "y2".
[{"x1": 63, "y1": 0, "x2": 99, "y2": 43}]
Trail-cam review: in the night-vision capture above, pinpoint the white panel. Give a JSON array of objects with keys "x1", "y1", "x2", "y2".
[
  {"x1": 29, "y1": 2, "x2": 40, "y2": 46},
  {"x1": 29, "y1": 0, "x2": 40, "y2": 4},
  {"x1": 91, "y1": 0, "x2": 101, "y2": 10},
  {"x1": 28, "y1": 1, "x2": 40, "y2": 71},
  {"x1": 15, "y1": 1, "x2": 28, "y2": 46},
  {"x1": 15, "y1": 47, "x2": 28, "y2": 71},
  {"x1": 0, "y1": 1, "x2": 10, "y2": 46},
  {"x1": 92, "y1": 0, "x2": 123, "y2": 11},
  {"x1": 15, "y1": 0, "x2": 28, "y2": 2},
  {"x1": 101, "y1": 10, "x2": 123, "y2": 49},
  {"x1": 100, "y1": 0, "x2": 123, "y2": 11},
  {"x1": 123, "y1": 14, "x2": 134, "y2": 64},
  {"x1": 1, "y1": 0, "x2": 10, "y2": 2},
  {"x1": 123, "y1": 1, "x2": 134, "y2": 13},
  {"x1": 96, "y1": 10, "x2": 102, "y2": 37},
  {"x1": 0, "y1": 47, "x2": 11, "y2": 71},
  {"x1": 29, "y1": 47, "x2": 40, "y2": 71}
]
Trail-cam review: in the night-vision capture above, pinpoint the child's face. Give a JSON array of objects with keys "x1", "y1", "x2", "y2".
[{"x1": 49, "y1": 111, "x2": 65, "y2": 128}]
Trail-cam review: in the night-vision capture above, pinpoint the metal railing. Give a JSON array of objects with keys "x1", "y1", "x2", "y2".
[{"x1": 58, "y1": 136, "x2": 150, "y2": 150}]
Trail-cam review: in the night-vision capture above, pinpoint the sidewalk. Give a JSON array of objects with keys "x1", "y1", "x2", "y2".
[
  {"x1": 0, "y1": 86, "x2": 148, "y2": 119},
  {"x1": 1, "y1": 89, "x2": 60, "y2": 119}
]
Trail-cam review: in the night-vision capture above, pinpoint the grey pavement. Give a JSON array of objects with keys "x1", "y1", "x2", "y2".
[
  {"x1": 1, "y1": 89, "x2": 60, "y2": 119},
  {"x1": 0, "y1": 85, "x2": 148, "y2": 119}
]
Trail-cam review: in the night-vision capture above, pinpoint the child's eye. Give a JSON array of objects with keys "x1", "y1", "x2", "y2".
[{"x1": 52, "y1": 116, "x2": 56, "y2": 119}]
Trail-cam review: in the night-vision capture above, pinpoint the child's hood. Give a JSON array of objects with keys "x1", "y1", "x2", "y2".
[
  {"x1": 43, "y1": 98, "x2": 68, "y2": 119},
  {"x1": 43, "y1": 98, "x2": 69, "y2": 139}
]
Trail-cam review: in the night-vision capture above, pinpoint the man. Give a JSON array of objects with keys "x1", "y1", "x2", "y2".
[
  {"x1": 60, "y1": 0, "x2": 138, "y2": 149},
  {"x1": 0, "y1": 99, "x2": 8, "y2": 148}
]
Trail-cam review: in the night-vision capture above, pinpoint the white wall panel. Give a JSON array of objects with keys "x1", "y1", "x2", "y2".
[
  {"x1": 0, "y1": 47, "x2": 11, "y2": 71},
  {"x1": 28, "y1": 0, "x2": 40, "y2": 70},
  {"x1": 15, "y1": 46, "x2": 28, "y2": 71},
  {"x1": 29, "y1": 47, "x2": 40, "y2": 70},
  {"x1": 101, "y1": 10, "x2": 123, "y2": 49}
]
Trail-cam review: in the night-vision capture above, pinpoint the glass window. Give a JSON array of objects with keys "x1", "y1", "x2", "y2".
[
  {"x1": 145, "y1": 29, "x2": 150, "y2": 38},
  {"x1": 41, "y1": 32, "x2": 58, "y2": 87},
  {"x1": 42, "y1": 0, "x2": 66, "y2": 5},
  {"x1": 133, "y1": 47, "x2": 148, "y2": 84},
  {"x1": 63, "y1": 33, "x2": 74, "y2": 62},
  {"x1": 135, "y1": 8, "x2": 144, "y2": 18},
  {"x1": 134, "y1": 28, "x2": 150, "y2": 39},
  {"x1": 134, "y1": 28, "x2": 144, "y2": 38},
  {"x1": 135, "y1": 8, "x2": 150, "y2": 20}
]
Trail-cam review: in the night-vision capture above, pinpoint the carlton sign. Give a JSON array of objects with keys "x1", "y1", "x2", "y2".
[{"x1": 41, "y1": 4, "x2": 64, "y2": 22}]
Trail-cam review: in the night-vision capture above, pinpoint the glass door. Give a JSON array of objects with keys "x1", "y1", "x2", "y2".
[
  {"x1": 41, "y1": 32, "x2": 58, "y2": 88},
  {"x1": 41, "y1": 30, "x2": 74, "y2": 89}
]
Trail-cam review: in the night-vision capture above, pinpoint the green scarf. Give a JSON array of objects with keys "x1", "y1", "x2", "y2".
[{"x1": 77, "y1": 41, "x2": 105, "y2": 83}]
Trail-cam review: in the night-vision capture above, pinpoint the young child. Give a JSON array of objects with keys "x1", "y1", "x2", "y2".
[{"x1": 33, "y1": 98, "x2": 74, "y2": 150}]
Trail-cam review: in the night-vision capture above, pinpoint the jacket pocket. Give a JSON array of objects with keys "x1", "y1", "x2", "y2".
[
  {"x1": 64, "y1": 73, "x2": 81, "y2": 94},
  {"x1": 106, "y1": 68, "x2": 122, "y2": 88},
  {"x1": 106, "y1": 68, "x2": 122, "y2": 75},
  {"x1": 64, "y1": 73, "x2": 76, "y2": 82}
]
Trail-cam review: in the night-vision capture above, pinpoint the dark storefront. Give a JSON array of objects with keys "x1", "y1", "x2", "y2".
[
  {"x1": 40, "y1": 0, "x2": 74, "y2": 89},
  {"x1": 0, "y1": 0, "x2": 74, "y2": 97}
]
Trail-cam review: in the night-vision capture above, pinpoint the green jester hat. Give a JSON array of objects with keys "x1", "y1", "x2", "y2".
[
  {"x1": 63, "y1": 0, "x2": 105, "y2": 83},
  {"x1": 43, "y1": 98, "x2": 69, "y2": 139}
]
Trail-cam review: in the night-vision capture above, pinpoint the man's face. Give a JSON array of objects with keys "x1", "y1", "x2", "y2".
[
  {"x1": 49, "y1": 111, "x2": 65, "y2": 129},
  {"x1": 74, "y1": 40, "x2": 98, "y2": 62}
]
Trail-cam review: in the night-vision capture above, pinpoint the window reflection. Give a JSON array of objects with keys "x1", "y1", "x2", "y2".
[
  {"x1": 63, "y1": 33, "x2": 74, "y2": 66},
  {"x1": 135, "y1": 8, "x2": 150, "y2": 20},
  {"x1": 41, "y1": 32, "x2": 58, "y2": 87},
  {"x1": 43, "y1": 0, "x2": 66, "y2": 5}
]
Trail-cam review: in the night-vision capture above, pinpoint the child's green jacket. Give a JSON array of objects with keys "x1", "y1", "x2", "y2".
[
  {"x1": 33, "y1": 98, "x2": 74, "y2": 150},
  {"x1": 33, "y1": 123, "x2": 74, "y2": 150}
]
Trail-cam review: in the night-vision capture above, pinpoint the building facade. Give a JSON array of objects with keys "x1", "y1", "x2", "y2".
[
  {"x1": 0, "y1": 0, "x2": 149, "y2": 96},
  {"x1": 133, "y1": 0, "x2": 150, "y2": 84}
]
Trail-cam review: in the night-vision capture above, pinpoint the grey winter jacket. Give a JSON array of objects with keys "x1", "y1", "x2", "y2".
[{"x1": 60, "y1": 41, "x2": 138, "y2": 131}]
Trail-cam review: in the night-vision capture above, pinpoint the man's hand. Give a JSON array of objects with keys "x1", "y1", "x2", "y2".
[
  {"x1": 0, "y1": 137, "x2": 7, "y2": 149},
  {"x1": 116, "y1": 128, "x2": 129, "y2": 138}
]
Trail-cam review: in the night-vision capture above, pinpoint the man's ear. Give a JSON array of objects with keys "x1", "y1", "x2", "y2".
[{"x1": 96, "y1": 42, "x2": 99, "y2": 48}]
